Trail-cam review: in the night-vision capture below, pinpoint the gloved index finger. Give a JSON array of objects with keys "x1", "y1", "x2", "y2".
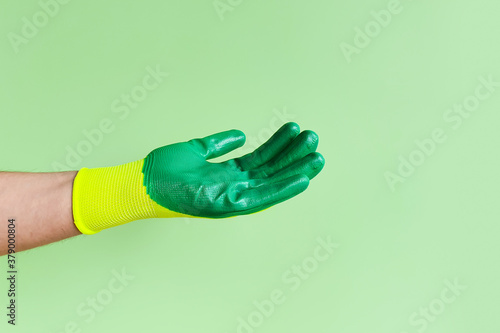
[{"x1": 234, "y1": 122, "x2": 300, "y2": 171}]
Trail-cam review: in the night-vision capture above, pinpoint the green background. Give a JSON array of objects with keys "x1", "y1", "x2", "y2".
[{"x1": 1, "y1": 0, "x2": 499, "y2": 332}]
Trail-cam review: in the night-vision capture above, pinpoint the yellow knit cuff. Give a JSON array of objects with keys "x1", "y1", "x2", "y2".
[
  {"x1": 73, "y1": 158, "x2": 198, "y2": 234},
  {"x1": 72, "y1": 159, "x2": 157, "y2": 234}
]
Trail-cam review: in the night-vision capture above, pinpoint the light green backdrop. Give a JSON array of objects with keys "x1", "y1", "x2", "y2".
[{"x1": 1, "y1": 0, "x2": 499, "y2": 332}]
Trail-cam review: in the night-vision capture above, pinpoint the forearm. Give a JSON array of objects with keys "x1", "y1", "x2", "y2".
[
  {"x1": 0, "y1": 122, "x2": 323, "y2": 255},
  {"x1": 0, "y1": 171, "x2": 81, "y2": 256}
]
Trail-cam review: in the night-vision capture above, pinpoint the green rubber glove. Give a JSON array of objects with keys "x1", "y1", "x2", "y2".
[
  {"x1": 143, "y1": 122, "x2": 325, "y2": 218},
  {"x1": 72, "y1": 122, "x2": 325, "y2": 234}
]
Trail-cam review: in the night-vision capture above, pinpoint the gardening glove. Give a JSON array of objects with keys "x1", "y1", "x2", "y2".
[{"x1": 72, "y1": 122, "x2": 325, "y2": 234}]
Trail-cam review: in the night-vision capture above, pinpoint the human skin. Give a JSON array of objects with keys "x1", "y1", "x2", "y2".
[
  {"x1": 0, "y1": 171, "x2": 80, "y2": 256},
  {"x1": 0, "y1": 123, "x2": 324, "y2": 255}
]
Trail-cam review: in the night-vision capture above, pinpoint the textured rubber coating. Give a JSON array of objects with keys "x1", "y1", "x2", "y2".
[{"x1": 141, "y1": 125, "x2": 315, "y2": 218}]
